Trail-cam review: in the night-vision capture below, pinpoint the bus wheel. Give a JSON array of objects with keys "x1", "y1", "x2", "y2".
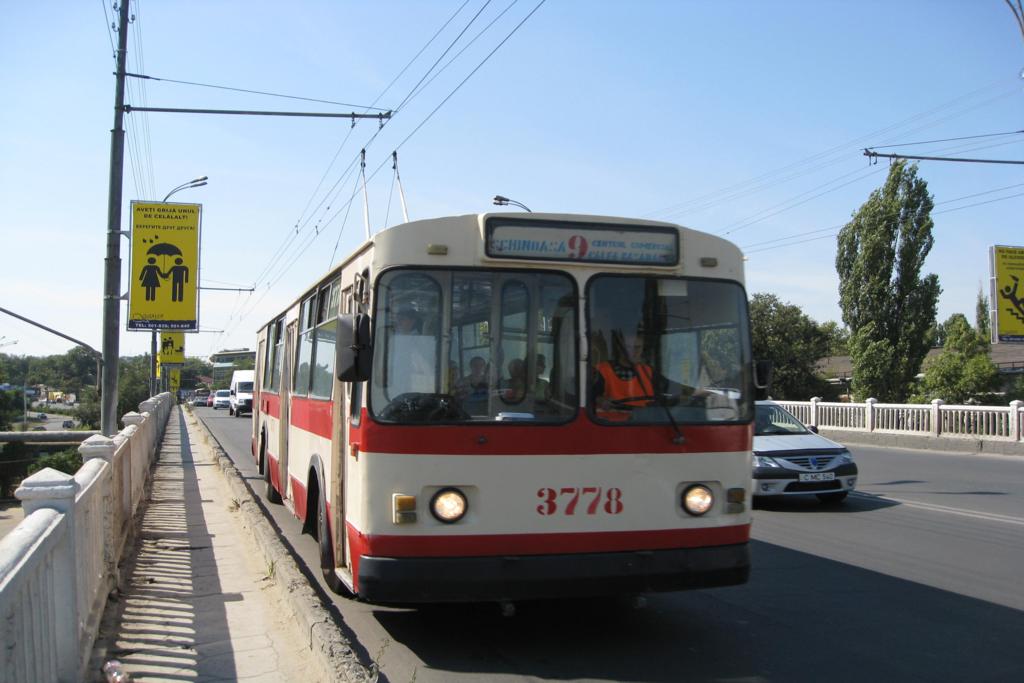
[
  {"x1": 316, "y1": 490, "x2": 348, "y2": 595},
  {"x1": 263, "y1": 455, "x2": 282, "y2": 504}
]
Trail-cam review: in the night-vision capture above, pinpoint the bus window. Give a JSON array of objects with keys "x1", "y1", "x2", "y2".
[
  {"x1": 588, "y1": 275, "x2": 751, "y2": 425},
  {"x1": 310, "y1": 279, "x2": 340, "y2": 399},
  {"x1": 371, "y1": 269, "x2": 577, "y2": 424},
  {"x1": 373, "y1": 272, "x2": 443, "y2": 406}
]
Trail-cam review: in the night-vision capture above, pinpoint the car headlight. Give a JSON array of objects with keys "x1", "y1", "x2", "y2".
[
  {"x1": 753, "y1": 455, "x2": 780, "y2": 468},
  {"x1": 836, "y1": 450, "x2": 853, "y2": 465},
  {"x1": 682, "y1": 485, "x2": 714, "y2": 516},
  {"x1": 430, "y1": 487, "x2": 468, "y2": 523}
]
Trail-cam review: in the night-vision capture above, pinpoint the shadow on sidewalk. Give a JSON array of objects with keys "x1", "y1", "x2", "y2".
[{"x1": 92, "y1": 407, "x2": 242, "y2": 681}]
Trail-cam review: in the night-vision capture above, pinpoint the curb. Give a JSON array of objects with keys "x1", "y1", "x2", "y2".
[{"x1": 183, "y1": 409, "x2": 375, "y2": 683}]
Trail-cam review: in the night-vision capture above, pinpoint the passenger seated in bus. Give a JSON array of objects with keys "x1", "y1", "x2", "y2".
[
  {"x1": 500, "y1": 358, "x2": 528, "y2": 403},
  {"x1": 455, "y1": 356, "x2": 489, "y2": 412}
]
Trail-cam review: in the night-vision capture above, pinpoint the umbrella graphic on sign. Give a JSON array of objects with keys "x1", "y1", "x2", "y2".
[{"x1": 147, "y1": 241, "x2": 182, "y2": 268}]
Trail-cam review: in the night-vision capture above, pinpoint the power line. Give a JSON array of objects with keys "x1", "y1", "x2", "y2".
[
  {"x1": 867, "y1": 129, "x2": 1023, "y2": 149},
  {"x1": 123, "y1": 72, "x2": 391, "y2": 111},
  {"x1": 742, "y1": 188, "x2": 1024, "y2": 254},
  {"x1": 864, "y1": 150, "x2": 1024, "y2": 165},
  {"x1": 644, "y1": 79, "x2": 1018, "y2": 220},
  {"x1": 221, "y1": 1, "x2": 547, "y2": 343}
]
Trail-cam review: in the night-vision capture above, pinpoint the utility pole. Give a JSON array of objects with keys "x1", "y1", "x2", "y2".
[{"x1": 101, "y1": 0, "x2": 131, "y2": 436}]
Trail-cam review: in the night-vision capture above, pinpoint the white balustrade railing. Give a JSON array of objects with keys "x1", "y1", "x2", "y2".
[
  {"x1": 0, "y1": 393, "x2": 174, "y2": 683},
  {"x1": 775, "y1": 397, "x2": 1024, "y2": 442}
]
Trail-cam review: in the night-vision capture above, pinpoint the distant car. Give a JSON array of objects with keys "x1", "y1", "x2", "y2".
[
  {"x1": 62, "y1": 420, "x2": 75, "y2": 428},
  {"x1": 193, "y1": 395, "x2": 208, "y2": 407},
  {"x1": 207, "y1": 394, "x2": 215, "y2": 407},
  {"x1": 36, "y1": 412, "x2": 47, "y2": 420},
  {"x1": 31, "y1": 426, "x2": 46, "y2": 431},
  {"x1": 212, "y1": 390, "x2": 231, "y2": 410},
  {"x1": 752, "y1": 401, "x2": 858, "y2": 504}
]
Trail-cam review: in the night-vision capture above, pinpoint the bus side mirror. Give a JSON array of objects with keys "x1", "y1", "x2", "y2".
[
  {"x1": 754, "y1": 360, "x2": 773, "y2": 391},
  {"x1": 338, "y1": 313, "x2": 372, "y2": 382}
]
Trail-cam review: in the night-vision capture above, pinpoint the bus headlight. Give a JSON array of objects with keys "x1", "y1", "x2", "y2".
[
  {"x1": 682, "y1": 485, "x2": 714, "y2": 516},
  {"x1": 430, "y1": 487, "x2": 468, "y2": 523}
]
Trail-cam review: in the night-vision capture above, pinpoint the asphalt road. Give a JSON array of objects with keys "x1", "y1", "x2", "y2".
[{"x1": 195, "y1": 406, "x2": 1024, "y2": 683}]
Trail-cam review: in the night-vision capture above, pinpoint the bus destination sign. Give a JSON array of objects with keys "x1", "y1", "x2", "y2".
[{"x1": 486, "y1": 221, "x2": 679, "y2": 266}]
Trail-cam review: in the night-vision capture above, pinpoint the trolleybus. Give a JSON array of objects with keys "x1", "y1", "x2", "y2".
[{"x1": 252, "y1": 212, "x2": 756, "y2": 603}]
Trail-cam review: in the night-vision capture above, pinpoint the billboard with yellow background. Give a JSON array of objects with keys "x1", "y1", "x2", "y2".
[
  {"x1": 991, "y1": 245, "x2": 1024, "y2": 343},
  {"x1": 128, "y1": 202, "x2": 201, "y2": 330}
]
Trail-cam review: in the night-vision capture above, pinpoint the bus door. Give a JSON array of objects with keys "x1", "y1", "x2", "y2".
[{"x1": 279, "y1": 320, "x2": 297, "y2": 501}]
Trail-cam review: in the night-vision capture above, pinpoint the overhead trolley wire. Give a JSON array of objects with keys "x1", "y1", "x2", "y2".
[
  {"x1": 241, "y1": 0, "x2": 481, "y2": 305},
  {"x1": 741, "y1": 183, "x2": 1024, "y2": 254},
  {"x1": 644, "y1": 78, "x2": 1018, "y2": 220},
  {"x1": 288, "y1": 0, "x2": 474, "y2": 236},
  {"x1": 123, "y1": 73, "x2": 391, "y2": 112},
  {"x1": 224, "y1": 0, "x2": 548, "y2": 342},
  {"x1": 866, "y1": 129, "x2": 1024, "y2": 150}
]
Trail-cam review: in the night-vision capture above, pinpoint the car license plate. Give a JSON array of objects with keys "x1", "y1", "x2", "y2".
[{"x1": 799, "y1": 472, "x2": 835, "y2": 482}]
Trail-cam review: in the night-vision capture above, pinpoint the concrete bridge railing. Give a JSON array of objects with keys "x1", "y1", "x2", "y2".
[
  {"x1": 0, "y1": 393, "x2": 174, "y2": 682},
  {"x1": 775, "y1": 397, "x2": 1024, "y2": 454}
]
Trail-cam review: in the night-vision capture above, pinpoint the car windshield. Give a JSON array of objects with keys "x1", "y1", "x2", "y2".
[
  {"x1": 755, "y1": 403, "x2": 809, "y2": 435},
  {"x1": 238, "y1": 382, "x2": 254, "y2": 392},
  {"x1": 588, "y1": 275, "x2": 752, "y2": 425},
  {"x1": 216, "y1": 390, "x2": 230, "y2": 397},
  {"x1": 370, "y1": 269, "x2": 577, "y2": 424}
]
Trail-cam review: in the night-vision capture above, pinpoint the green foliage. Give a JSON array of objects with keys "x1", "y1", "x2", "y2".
[
  {"x1": 749, "y1": 293, "x2": 831, "y2": 400},
  {"x1": 0, "y1": 389, "x2": 24, "y2": 431},
  {"x1": 817, "y1": 320, "x2": 849, "y2": 357},
  {"x1": 912, "y1": 315, "x2": 999, "y2": 404},
  {"x1": 27, "y1": 449, "x2": 82, "y2": 476},
  {"x1": 934, "y1": 313, "x2": 970, "y2": 348},
  {"x1": 976, "y1": 287, "x2": 991, "y2": 341},
  {"x1": 836, "y1": 161, "x2": 941, "y2": 402},
  {"x1": 76, "y1": 387, "x2": 101, "y2": 430}
]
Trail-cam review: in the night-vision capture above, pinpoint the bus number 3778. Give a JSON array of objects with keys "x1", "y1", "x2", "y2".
[{"x1": 252, "y1": 212, "x2": 757, "y2": 603}]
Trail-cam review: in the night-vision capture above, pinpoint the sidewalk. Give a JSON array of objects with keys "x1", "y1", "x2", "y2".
[{"x1": 89, "y1": 407, "x2": 317, "y2": 682}]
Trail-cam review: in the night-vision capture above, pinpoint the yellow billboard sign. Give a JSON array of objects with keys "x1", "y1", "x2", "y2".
[
  {"x1": 158, "y1": 331, "x2": 185, "y2": 364},
  {"x1": 128, "y1": 202, "x2": 201, "y2": 330},
  {"x1": 168, "y1": 369, "x2": 181, "y2": 394},
  {"x1": 991, "y1": 245, "x2": 1024, "y2": 343}
]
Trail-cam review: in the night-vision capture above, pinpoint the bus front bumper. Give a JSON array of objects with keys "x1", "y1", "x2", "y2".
[{"x1": 356, "y1": 543, "x2": 750, "y2": 603}]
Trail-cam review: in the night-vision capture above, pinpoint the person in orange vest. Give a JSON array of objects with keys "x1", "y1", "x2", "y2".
[{"x1": 593, "y1": 329, "x2": 670, "y2": 421}]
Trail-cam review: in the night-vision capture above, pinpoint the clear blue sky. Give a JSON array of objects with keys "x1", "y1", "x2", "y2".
[{"x1": 1, "y1": 1, "x2": 1021, "y2": 359}]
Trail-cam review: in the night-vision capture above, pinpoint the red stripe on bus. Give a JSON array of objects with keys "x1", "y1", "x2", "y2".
[
  {"x1": 360, "y1": 410, "x2": 751, "y2": 455},
  {"x1": 347, "y1": 523, "x2": 749, "y2": 558},
  {"x1": 262, "y1": 391, "x2": 281, "y2": 419},
  {"x1": 291, "y1": 475, "x2": 308, "y2": 523},
  {"x1": 291, "y1": 396, "x2": 333, "y2": 439}
]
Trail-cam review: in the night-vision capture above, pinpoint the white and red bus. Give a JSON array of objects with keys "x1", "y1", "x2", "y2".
[{"x1": 252, "y1": 212, "x2": 756, "y2": 603}]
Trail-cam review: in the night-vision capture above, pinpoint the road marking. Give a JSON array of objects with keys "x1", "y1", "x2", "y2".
[{"x1": 852, "y1": 491, "x2": 1024, "y2": 527}]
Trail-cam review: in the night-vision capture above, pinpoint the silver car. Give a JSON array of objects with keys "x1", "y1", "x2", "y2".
[
  {"x1": 212, "y1": 389, "x2": 231, "y2": 410},
  {"x1": 752, "y1": 401, "x2": 858, "y2": 504}
]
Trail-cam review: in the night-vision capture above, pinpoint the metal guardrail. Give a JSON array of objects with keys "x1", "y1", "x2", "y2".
[
  {"x1": 0, "y1": 393, "x2": 174, "y2": 682},
  {"x1": 775, "y1": 397, "x2": 1024, "y2": 442}
]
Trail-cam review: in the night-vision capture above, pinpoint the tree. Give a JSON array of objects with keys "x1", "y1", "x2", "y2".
[
  {"x1": 913, "y1": 315, "x2": 999, "y2": 403},
  {"x1": 976, "y1": 286, "x2": 991, "y2": 342},
  {"x1": 934, "y1": 313, "x2": 970, "y2": 348},
  {"x1": 817, "y1": 321, "x2": 849, "y2": 357},
  {"x1": 836, "y1": 161, "x2": 941, "y2": 402},
  {"x1": 749, "y1": 293, "x2": 830, "y2": 399}
]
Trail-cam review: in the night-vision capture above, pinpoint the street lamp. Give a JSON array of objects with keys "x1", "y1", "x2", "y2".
[
  {"x1": 492, "y1": 195, "x2": 532, "y2": 212},
  {"x1": 163, "y1": 175, "x2": 208, "y2": 202},
  {"x1": 150, "y1": 176, "x2": 208, "y2": 395}
]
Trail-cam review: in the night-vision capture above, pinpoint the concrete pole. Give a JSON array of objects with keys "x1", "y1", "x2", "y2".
[{"x1": 101, "y1": 0, "x2": 131, "y2": 436}]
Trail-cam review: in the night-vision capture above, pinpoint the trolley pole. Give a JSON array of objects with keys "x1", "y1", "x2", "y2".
[{"x1": 101, "y1": 0, "x2": 131, "y2": 436}]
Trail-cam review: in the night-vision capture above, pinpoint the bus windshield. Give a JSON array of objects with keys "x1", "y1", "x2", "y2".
[
  {"x1": 588, "y1": 274, "x2": 752, "y2": 425},
  {"x1": 370, "y1": 269, "x2": 578, "y2": 423}
]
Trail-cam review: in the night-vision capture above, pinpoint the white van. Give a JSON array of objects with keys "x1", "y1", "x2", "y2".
[{"x1": 229, "y1": 370, "x2": 255, "y2": 417}]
